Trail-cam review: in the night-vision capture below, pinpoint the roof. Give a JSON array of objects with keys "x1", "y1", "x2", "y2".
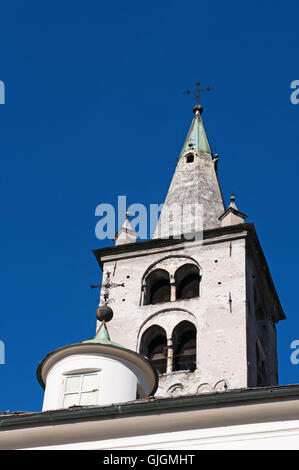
[
  {"x1": 81, "y1": 321, "x2": 127, "y2": 349},
  {"x1": 180, "y1": 107, "x2": 212, "y2": 156},
  {"x1": 1, "y1": 383, "x2": 299, "y2": 430},
  {"x1": 36, "y1": 329, "x2": 158, "y2": 395}
]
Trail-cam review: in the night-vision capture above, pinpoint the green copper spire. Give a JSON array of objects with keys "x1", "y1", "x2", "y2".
[
  {"x1": 153, "y1": 103, "x2": 225, "y2": 236},
  {"x1": 180, "y1": 105, "x2": 212, "y2": 156},
  {"x1": 96, "y1": 321, "x2": 111, "y2": 341},
  {"x1": 81, "y1": 321, "x2": 128, "y2": 349}
]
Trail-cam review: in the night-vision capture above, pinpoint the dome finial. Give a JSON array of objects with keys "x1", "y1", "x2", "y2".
[
  {"x1": 91, "y1": 271, "x2": 125, "y2": 322},
  {"x1": 193, "y1": 104, "x2": 203, "y2": 114},
  {"x1": 96, "y1": 304, "x2": 114, "y2": 323}
]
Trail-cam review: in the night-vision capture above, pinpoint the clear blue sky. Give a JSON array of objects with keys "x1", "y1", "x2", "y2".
[{"x1": 0, "y1": 0, "x2": 299, "y2": 412}]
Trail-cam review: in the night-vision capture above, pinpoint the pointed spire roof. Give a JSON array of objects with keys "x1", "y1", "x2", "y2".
[
  {"x1": 114, "y1": 212, "x2": 138, "y2": 245},
  {"x1": 121, "y1": 212, "x2": 133, "y2": 231},
  {"x1": 95, "y1": 321, "x2": 110, "y2": 341},
  {"x1": 180, "y1": 105, "x2": 212, "y2": 156},
  {"x1": 228, "y1": 194, "x2": 238, "y2": 210},
  {"x1": 81, "y1": 321, "x2": 128, "y2": 349},
  {"x1": 153, "y1": 105, "x2": 225, "y2": 237}
]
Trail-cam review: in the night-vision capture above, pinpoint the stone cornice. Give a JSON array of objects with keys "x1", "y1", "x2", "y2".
[{"x1": 92, "y1": 223, "x2": 251, "y2": 267}]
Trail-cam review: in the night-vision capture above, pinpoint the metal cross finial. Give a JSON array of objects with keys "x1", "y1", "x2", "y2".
[
  {"x1": 90, "y1": 271, "x2": 124, "y2": 305},
  {"x1": 183, "y1": 81, "x2": 214, "y2": 105}
]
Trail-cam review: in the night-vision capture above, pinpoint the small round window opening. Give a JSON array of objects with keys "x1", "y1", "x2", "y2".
[{"x1": 186, "y1": 154, "x2": 194, "y2": 163}]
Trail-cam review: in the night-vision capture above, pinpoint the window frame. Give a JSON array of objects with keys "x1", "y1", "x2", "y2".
[{"x1": 62, "y1": 371, "x2": 100, "y2": 408}]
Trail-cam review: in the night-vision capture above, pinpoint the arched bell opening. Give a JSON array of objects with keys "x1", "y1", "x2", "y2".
[
  {"x1": 140, "y1": 325, "x2": 167, "y2": 374},
  {"x1": 175, "y1": 264, "x2": 200, "y2": 300},
  {"x1": 144, "y1": 269, "x2": 171, "y2": 305},
  {"x1": 172, "y1": 321, "x2": 197, "y2": 372}
]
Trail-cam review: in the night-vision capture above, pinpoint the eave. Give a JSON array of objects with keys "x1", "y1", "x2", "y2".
[{"x1": 1, "y1": 383, "x2": 299, "y2": 431}]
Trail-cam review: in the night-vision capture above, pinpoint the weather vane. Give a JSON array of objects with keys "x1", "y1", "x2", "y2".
[
  {"x1": 183, "y1": 81, "x2": 214, "y2": 105},
  {"x1": 90, "y1": 271, "x2": 124, "y2": 305}
]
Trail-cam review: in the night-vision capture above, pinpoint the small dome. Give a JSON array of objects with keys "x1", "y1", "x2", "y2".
[{"x1": 96, "y1": 305, "x2": 113, "y2": 323}]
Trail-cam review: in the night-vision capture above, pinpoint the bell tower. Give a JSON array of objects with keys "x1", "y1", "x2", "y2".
[{"x1": 93, "y1": 98, "x2": 285, "y2": 398}]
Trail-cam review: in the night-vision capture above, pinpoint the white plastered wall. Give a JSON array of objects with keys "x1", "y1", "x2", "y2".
[{"x1": 42, "y1": 353, "x2": 138, "y2": 411}]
